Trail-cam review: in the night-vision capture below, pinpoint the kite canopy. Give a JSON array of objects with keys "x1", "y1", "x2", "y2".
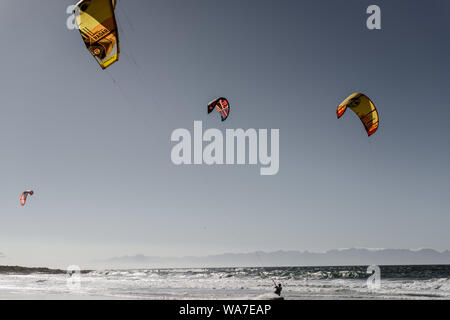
[
  {"x1": 20, "y1": 190, "x2": 34, "y2": 207},
  {"x1": 208, "y1": 97, "x2": 230, "y2": 121},
  {"x1": 74, "y1": 0, "x2": 120, "y2": 69},
  {"x1": 337, "y1": 93, "x2": 379, "y2": 136}
]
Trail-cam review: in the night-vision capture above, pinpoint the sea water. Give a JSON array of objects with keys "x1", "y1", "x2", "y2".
[{"x1": 1, "y1": 265, "x2": 450, "y2": 300}]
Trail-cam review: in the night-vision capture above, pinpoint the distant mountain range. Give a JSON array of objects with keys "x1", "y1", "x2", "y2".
[{"x1": 99, "y1": 248, "x2": 450, "y2": 268}]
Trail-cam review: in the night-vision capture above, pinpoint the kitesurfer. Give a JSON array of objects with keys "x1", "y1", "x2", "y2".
[{"x1": 274, "y1": 283, "x2": 282, "y2": 296}]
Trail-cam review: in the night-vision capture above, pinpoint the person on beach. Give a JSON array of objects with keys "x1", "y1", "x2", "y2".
[{"x1": 274, "y1": 283, "x2": 282, "y2": 296}]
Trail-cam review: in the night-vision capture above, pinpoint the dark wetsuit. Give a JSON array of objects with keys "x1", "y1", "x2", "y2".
[{"x1": 274, "y1": 284, "x2": 282, "y2": 296}]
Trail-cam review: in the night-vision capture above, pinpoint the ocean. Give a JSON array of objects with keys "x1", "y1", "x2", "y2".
[{"x1": 1, "y1": 265, "x2": 450, "y2": 300}]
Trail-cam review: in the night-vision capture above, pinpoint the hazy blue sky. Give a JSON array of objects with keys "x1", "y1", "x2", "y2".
[{"x1": 0, "y1": 0, "x2": 449, "y2": 268}]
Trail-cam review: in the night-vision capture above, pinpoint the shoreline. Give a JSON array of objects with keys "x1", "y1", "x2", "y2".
[{"x1": 0, "y1": 265, "x2": 91, "y2": 275}]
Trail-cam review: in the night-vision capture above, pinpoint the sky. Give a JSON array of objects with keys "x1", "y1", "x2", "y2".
[{"x1": 0, "y1": 0, "x2": 449, "y2": 268}]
